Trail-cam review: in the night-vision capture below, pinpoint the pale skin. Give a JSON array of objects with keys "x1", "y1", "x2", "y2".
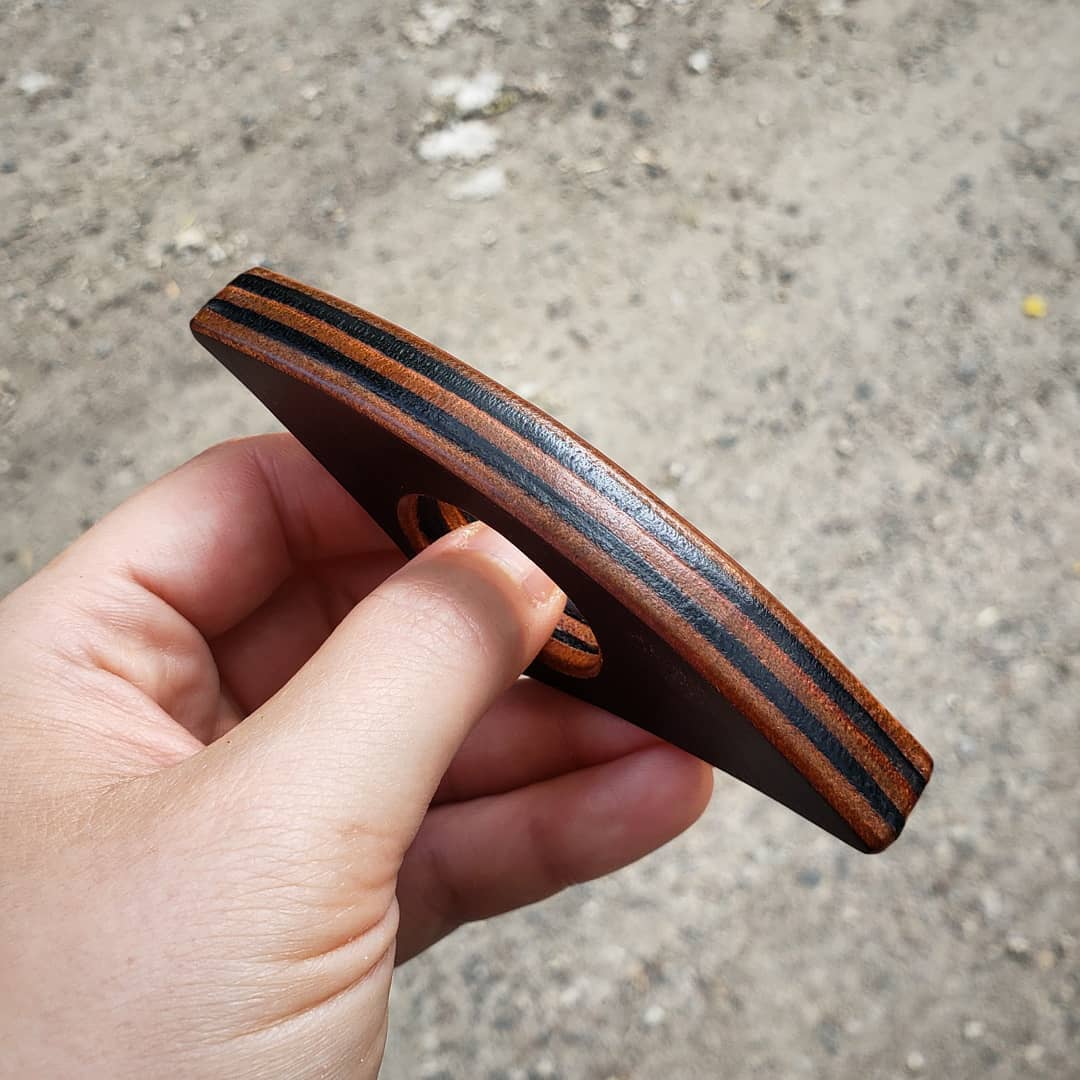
[{"x1": 0, "y1": 434, "x2": 713, "y2": 1078}]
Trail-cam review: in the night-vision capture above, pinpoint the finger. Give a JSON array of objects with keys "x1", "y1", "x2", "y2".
[
  {"x1": 17, "y1": 433, "x2": 394, "y2": 739},
  {"x1": 53, "y1": 432, "x2": 393, "y2": 641},
  {"x1": 434, "y1": 678, "x2": 665, "y2": 805},
  {"x1": 210, "y1": 548, "x2": 405, "y2": 721},
  {"x1": 182, "y1": 521, "x2": 566, "y2": 873},
  {"x1": 395, "y1": 745, "x2": 714, "y2": 962}
]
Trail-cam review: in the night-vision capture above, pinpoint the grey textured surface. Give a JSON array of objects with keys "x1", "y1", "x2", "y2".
[{"x1": 2, "y1": 1, "x2": 1078, "y2": 1076}]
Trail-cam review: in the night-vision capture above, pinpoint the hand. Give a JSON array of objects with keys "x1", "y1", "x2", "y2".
[{"x1": 0, "y1": 434, "x2": 712, "y2": 1078}]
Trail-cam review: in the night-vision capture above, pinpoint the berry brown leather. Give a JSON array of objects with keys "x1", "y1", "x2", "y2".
[{"x1": 191, "y1": 267, "x2": 933, "y2": 853}]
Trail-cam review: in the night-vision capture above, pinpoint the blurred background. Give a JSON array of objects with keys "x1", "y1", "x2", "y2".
[{"x1": 2, "y1": 1, "x2": 1078, "y2": 1076}]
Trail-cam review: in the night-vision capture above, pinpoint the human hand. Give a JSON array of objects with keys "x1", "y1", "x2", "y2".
[{"x1": 0, "y1": 434, "x2": 712, "y2": 1078}]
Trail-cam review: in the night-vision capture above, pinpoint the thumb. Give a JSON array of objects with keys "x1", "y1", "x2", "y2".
[{"x1": 185, "y1": 521, "x2": 564, "y2": 863}]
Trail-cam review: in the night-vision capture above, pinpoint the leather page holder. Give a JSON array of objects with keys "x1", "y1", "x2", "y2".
[{"x1": 191, "y1": 267, "x2": 933, "y2": 853}]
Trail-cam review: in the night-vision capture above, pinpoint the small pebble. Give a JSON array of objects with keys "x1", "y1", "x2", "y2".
[
  {"x1": 687, "y1": 49, "x2": 711, "y2": 75},
  {"x1": 17, "y1": 71, "x2": 55, "y2": 97},
  {"x1": 417, "y1": 121, "x2": 498, "y2": 163},
  {"x1": 430, "y1": 71, "x2": 503, "y2": 114},
  {"x1": 642, "y1": 1004, "x2": 666, "y2": 1027},
  {"x1": 1023, "y1": 1043, "x2": 1045, "y2": 1065},
  {"x1": 448, "y1": 165, "x2": 506, "y2": 201},
  {"x1": 403, "y1": 3, "x2": 461, "y2": 46},
  {"x1": 1006, "y1": 933, "x2": 1031, "y2": 958},
  {"x1": 1022, "y1": 294, "x2": 1047, "y2": 319},
  {"x1": 980, "y1": 886, "x2": 1003, "y2": 919},
  {"x1": 174, "y1": 225, "x2": 207, "y2": 251},
  {"x1": 963, "y1": 1020, "x2": 985, "y2": 1041},
  {"x1": 994, "y1": 49, "x2": 1013, "y2": 69},
  {"x1": 906, "y1": 1050, "x2": 926, "y2": 1073},
  {"x1": 975, "y1": 606, "x2": 1000, "y2": 629}
]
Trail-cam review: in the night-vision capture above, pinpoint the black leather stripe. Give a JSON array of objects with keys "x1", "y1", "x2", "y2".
[
  {"x1": 415, "y1": 493, "x2": 452, "y2": 543},
  {"x1": 552, "y1": 626, "x2": 602, "y2": 655}
]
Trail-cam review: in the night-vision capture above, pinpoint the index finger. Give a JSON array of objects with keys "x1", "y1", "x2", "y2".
[{"x1": 54, "y1": 433, "x2": 393, "y2": 639}]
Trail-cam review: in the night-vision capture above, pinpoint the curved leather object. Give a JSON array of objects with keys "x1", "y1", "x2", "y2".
[{"x1": 191, "y1": 268, "x2": 932, "y2": 852}]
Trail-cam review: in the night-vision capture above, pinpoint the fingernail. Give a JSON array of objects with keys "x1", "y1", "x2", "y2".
[{"x1": 458, "y1": 522, "x2": 561, "y2": 605}]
